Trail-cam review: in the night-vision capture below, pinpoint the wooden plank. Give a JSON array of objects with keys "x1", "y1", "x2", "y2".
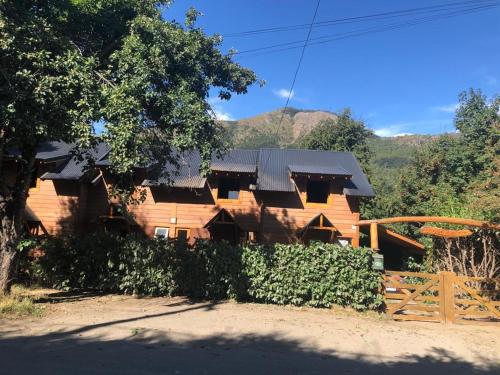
[
  {"x1": 455, "y1": 299, "x2": 500, "y2": 307},
  {"x1": 384, "y1": 282, "x2": 435, "y2": 290},
  {"x1": 419, "y1": 226, "x2": 472, "y2": 238},
  {"x1": 387, "y1": 279, "x2": 438, "y2": 315},
  {"x1": 385, "y1": 271, "x2": 439, "y2": 279},
  {"x1": 385, "y1": 293, "x2": 440, "y2": 302},
  {"x1": 398, "y1": 304, "x2": 440, "y2": 313},
  {"x1": 391, "y1": 314, "x2": 440, "y2": 322},
  {"x1": 357, "y1": 216, "x2": 500, "y2": 230},
  {"x1": 454, "y1": 279, "x2": 500, "y2": 318},
  {"x1": 455, "y1": 310, "x2": 498, "y2": 317}
]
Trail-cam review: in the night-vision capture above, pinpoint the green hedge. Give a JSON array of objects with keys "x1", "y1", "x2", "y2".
[{"x1": 22, "y1": 234, "x2": 382, "y2": 311}]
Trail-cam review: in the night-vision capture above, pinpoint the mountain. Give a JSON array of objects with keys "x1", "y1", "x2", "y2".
[
  {"x1": 222, "y1": 107, "x2": 337, "y2": 149},
  {"x1": 221, "y1": 108, "x2": 436, "y2": 173}
]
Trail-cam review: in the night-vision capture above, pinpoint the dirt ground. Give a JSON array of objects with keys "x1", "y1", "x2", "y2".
[{"x1": 0, "y1": 291, "x2": 498, "y2": 374}]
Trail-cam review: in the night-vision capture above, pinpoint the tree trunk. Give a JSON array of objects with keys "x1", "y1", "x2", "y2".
[
  {"x1": 0, "y1": 247, "x2": 17, "y2": 295},
  {"x1": 0, "y1": 207, "x2": 22, "y2": 294},
  {"x1": 0, "y1": 157, "x2": 33, "y2": 295}
]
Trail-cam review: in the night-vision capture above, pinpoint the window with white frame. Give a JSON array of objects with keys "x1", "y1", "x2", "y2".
[{"x1": 154, "y1": 227, "x2": 169, "y2": 238}]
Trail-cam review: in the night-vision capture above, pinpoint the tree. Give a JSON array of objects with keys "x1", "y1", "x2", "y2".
[
  {"x1": 296, "y1": 108, "x2": 372, "y2": 170},
  {"x1": 0, "y1": 1, "x2": 256, "y2": 293}
]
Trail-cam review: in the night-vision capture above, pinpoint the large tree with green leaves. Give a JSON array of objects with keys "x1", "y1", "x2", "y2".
[
  {"x1": 295, "y1": 108, "x2": 373, "y2": 169},
  {"x1": 0, "y1": 0, "x2": 256, "y2": 293},
  {"x1": 395, "y1": 89, "x2": 499, "y2": 223}
]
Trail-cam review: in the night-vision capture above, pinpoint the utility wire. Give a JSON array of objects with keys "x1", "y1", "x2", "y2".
[
  {"x1": 234, "y1": 3, "x2": 499, "y2": 58},
  {"x1": 225, "y1": 0, "x2": 498, "y2": 37},
  {"x1": 259, "y1": 0, "x2": 322, "y2": 175}
]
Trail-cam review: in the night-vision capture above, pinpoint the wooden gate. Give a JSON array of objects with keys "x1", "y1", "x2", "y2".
[{"x1": 384, "y1": 270, "x2": 500, "y2": 324}]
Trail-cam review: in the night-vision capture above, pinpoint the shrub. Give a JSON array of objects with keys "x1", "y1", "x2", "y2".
[
  {"x1": 242, "y1": 242, "x2": 382, "y2": 310},
  {"x1": 23, "y1": 235, "x2": 382, "y2": 311}
]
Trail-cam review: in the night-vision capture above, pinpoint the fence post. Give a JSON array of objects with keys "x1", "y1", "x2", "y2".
[{"x1": 439, "y1": 271, "x2": 456, "y2": 324}]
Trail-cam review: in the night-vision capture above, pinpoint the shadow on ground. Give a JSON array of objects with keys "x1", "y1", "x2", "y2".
[{"x1": 0, "y1": 299, "x2": 498, "y2": 374}]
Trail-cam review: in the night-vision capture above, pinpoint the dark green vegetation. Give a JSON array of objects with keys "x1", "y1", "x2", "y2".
[
  {"x1": 21, "y1": 234, "x2": 382, "y2": 311},
  {"x1": 0, "y1": 0, "x2": 256, "y2": 293}
]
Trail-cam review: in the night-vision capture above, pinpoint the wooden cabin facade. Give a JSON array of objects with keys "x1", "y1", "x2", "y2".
[
  {"x1": 95, "y1": 148, "x2": 374, "y2": 246},
  {"x1": 5, "y1": 143, "x2": 377, "y2": 246}
]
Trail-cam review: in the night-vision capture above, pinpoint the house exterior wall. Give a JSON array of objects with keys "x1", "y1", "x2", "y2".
[
  {"x1": 257, "y1": 177, "x2": 359, "y2": 244},
  {"x1": 26, "y1": 179, "x2": 81, "y2": 235},
  {"x1": 128, "y1": 175, "x2": 261, "y2": 243},
  {"x1": 19, "y1": 168, "x2": 361, "y2": 245},
  {"x1": 126, "y1": 175, "x2": 360, "y2": 245}
]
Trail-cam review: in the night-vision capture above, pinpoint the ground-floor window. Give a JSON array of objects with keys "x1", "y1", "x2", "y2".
[
  {"x1": 335, "y1": 237, "x2": 351, "y2": 247},
  {"x1": 154, "y1": 227, "x2": 169, "y2": 238}
]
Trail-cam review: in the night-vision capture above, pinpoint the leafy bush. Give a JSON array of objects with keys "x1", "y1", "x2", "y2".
[
  {"x1": 23, "y1": 235, "x2": 382, "y2": 311},
  {"x1": 242, "y1": 242, "x2": 382, "y2": 310}
]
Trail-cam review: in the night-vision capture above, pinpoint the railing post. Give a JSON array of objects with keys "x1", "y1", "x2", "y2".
[
  {"x1": 370, "y1": 223, "x2": 379, "y2": 251},
  {"x1": 439, "y1": 271, "x2": 455, "y2": 324}
]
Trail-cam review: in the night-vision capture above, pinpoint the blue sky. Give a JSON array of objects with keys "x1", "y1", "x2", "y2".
[{"x1": 161, "y1": 1, "x2": 500, "y2": 136}]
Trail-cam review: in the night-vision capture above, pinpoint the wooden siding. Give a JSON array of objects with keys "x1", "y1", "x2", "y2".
[
  {"x1": 21, "y1": 171, "x2": 361, "y2": 244},
  {"x1": 128, "y1": 176, "x2": 261, "y2": 242},
  {"x1": 257, "y1": 177, "x2": 359, "y2": 243},
  {"x1": 26, "y1": 179, "x2": 81, "y2": 235},
  {"x1": 127, "y1": 175, "x2": 359, "y2": 244}
]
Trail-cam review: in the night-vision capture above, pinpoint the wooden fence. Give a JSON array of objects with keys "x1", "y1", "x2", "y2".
[{"x1": 384, "y1": 270, "x2": 500, "y2": 325}]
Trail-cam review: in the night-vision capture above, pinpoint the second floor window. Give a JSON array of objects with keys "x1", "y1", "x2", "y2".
[
  {"x1": 217, "y1": 178, "x2": 240, "y2": 200},
  {"x1": 306, "y1": 180, "x2": 329, "y2": 204}
]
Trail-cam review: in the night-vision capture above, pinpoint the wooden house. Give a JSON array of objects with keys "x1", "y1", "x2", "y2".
[
  {"x1": 95, "y1": 147, "x2": 374, "y2": 246},
  {"x1": 4, "y1": 142, "x2": 424, "y2": 256}
]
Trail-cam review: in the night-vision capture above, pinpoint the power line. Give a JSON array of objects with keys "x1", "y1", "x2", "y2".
[
  {"x1": 259, "y1": 0, "x2": 322, "y2": 174},
  {"x1": 224, "y1": 0, "x2": 498, "y2": 38},
  {"x1": 234, "y1": 3, "x2": 499, "y2": 58}
]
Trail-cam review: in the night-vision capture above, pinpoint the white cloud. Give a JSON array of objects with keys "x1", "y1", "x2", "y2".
[
  {"x1": 373, "y1": 118, "x2": 453, "y2": 137},
  {"x1": 274, "y1": 88, "x2": 295, "y2": 99},
  {"x1": 208, "y1": 97, "x2": 235, "y2": 121},
  {"x1": 213, "y1": 109, "x2": 234, "y2": 121},
  {"x1": 374, "y1": 126, "x2": 413, "y2": 137},
  {"x1": 431, "y1": 103, "x2": 459, "y2": 113}
]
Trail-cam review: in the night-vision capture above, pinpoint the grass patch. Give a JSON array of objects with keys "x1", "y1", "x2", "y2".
[{"x1": 0, "y1": 285, "x2": 45, "y2": 319}]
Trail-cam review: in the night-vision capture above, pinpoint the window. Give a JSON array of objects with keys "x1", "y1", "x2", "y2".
[
  {"x1": 335, "y1": 238, "x2": 351, "y2": 247},
  {"x1": 306, "y1": 180, "x2": 329, "y2": 204},
  {"x1": 217, "y1": 178, "x2": 240, "y2": 200},
  {"x1": 154, "y1": 227, "x2": 169, "y2": 238},
  {"x1": 175, "y1": 228, "x2": 189, "y2": 241}
]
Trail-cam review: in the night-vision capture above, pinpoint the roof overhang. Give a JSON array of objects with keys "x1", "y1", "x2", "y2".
[
  {"x1": 204, "y1": 208, "x2": 242, "y2": 229},
  {"x1": 288, "y1": 164, "x2": 352, "y2": 178},
  {"x1": 360, "y1": 225, "x2": 425, "y2": 253},
  {"x1": 297, "y1": 213, "x2": 338, "y2": 237}
]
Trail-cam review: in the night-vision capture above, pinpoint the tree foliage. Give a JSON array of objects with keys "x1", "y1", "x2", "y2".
[
  {"x1": 295, "y1": 108, "x2": 372, "y2": 170},
  {"x1": 0, "y1": 0, "x2": 256, "y2": 293}
]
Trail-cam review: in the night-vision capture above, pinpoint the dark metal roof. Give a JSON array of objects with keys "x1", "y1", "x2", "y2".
[
  {"x1": 7, "y1": 141, "x2": 73, "y2": 161},
  {"x1": 35, "y1": 143, "x2": 374, "y2": 197},
  {"x1": 35, "y1": 142, "x2": 74, "y2": 160},
  {"x1": 41, "y1": 143, "x2": 110, "y2": 181},
  {"x1": 211, "y1": 150, "x2": 258, "y2": 173},
  {"x1": 142, "y1": 151, "x2": 207, "y2": 189},
  {"x1": 257, "y1": 149, "x2": 374, "y2": 197},
  {"x1": 288, "y1": 164, "x2": 351, "y2": 177}
]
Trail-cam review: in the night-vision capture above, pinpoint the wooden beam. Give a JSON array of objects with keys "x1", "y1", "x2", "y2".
[
  {"x1": 370, "y1": 223, "x2": 379, "y2": 250},
  {"x1": 357, "y1": 216, "x2": 500, "y2": 230},
  {"x1": 420, "y1": 226, "x2": 473, "y2": 238},
  {"x1": 382, "y1": 228, "x2": 425, "y2": 251}
]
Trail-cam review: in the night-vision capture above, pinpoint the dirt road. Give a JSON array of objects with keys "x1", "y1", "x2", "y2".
[{"x1": 0, "y1": 292, "x2": 498, "y2": 374}]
